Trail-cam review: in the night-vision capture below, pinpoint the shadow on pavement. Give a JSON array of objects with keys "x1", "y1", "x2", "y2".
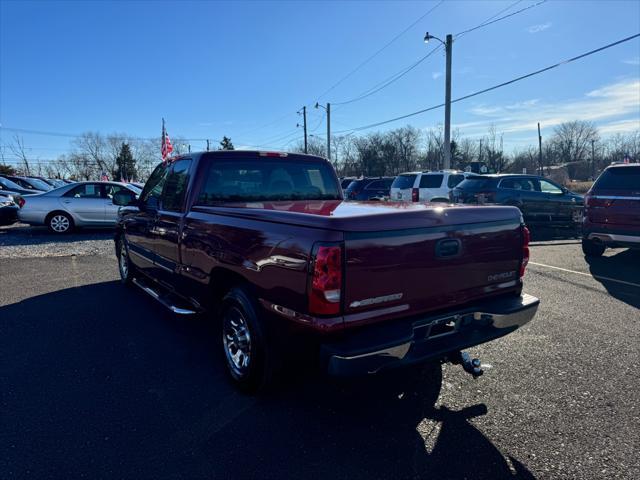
[
  {"x1": 0, "y1": 224, "x2": 112, "y2": 246},
  {"x1": 0, "y1": 281, "x2": 534, "y2": 479},
  {"x1": 586, "y1": 249, "x2": 640, "y2": 309}
]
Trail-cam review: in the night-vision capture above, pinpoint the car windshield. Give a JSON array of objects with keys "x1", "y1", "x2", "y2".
[
  {"x1": 391, "y1": 174, "x2": 417, "y2": 189},
  {"x1": 0, "y1": 176, "x2": 24, "y2": 191},
  {"x1": 196, "y1": 158, "x2": 341, "y2": 203},
  {"x1": 456, "y1": 176, "x2": 498, "y2": 190},
  {"x1": 25, "y1": 178, "x2": 52, "y2": 190},
  {"x1": 594, "y1": 166, "x2": 640, "y2": 190}
]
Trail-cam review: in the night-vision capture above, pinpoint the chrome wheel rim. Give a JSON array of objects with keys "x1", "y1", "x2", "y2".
[
  {"x1": 222, "y1": 306, "x2": 252, "y2": 377},
  {"x1": 119, "y1": 244, "x2": 129, "y2": 279},
  {"x1": 50, "y1": 215, "x2": 70, "y2": 232}
]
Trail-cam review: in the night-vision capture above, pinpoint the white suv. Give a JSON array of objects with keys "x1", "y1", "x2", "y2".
[{"x1": 390, "y1": 170, "x2": 469, "y2": 202}]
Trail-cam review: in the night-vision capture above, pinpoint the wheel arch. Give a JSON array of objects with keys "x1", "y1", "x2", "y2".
[{"x1": 208, "y1": 267, "x2": 253, "y2": 312}]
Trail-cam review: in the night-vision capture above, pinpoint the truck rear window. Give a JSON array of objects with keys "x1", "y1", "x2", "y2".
[
  {"x1": 195, "y1": 159, "x2": 341, "y2": 203},
  {"x1": 391, "y1": 174, "x2": 417, "y2": 189},
  {"x1": 593, "y1": 166, "x2": 640, "y2": 190}
]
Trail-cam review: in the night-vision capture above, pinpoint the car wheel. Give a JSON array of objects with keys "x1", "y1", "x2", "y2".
[
  {"x1": 221, "y1": 286, "x2": 275, "y2": 393},
  {"x1": 582, "y1": 238, "x2": 605, "y2": 257},
  {"x1": 117, "y1": 237, "x2": 135, "y2": 284},
  {"x1": 47, "y1": 212, "x2": 74, "y2": 234}
]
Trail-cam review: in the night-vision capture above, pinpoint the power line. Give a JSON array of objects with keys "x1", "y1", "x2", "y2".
[
  {"x1": 333, "y1": 45, "x2": 443, "y2": 106},
  {"x1": 334, "y1": 33, "x2": 640, "y2": 134},
  {"x1": 455, "y1": 0, "x2": 547, "y2": 38},
  {"x1": 0, "y1": 127, "x2": 211, "y2": 142},
  {"x1": 314, "y1": 0, "x2": 445, "y2": 103},
  {"x1": 330, "y1": 0, "x2": 544, "y2": 108}
]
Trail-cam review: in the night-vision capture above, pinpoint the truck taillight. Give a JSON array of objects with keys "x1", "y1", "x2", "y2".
[
  {"x1": 309, "y1": 244, "x2": 342, "y2": 315},
  {"x1": 411, "y1": 188, "x2": 419, "y2": 202},
  {"x1": 520, "y1": 226, "x2": 530, "y2": 278}
]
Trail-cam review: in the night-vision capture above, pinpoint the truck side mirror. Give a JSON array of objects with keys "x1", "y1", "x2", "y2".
[{"x1": 113, "y1": 190, "x2": 138, "y2": 207}]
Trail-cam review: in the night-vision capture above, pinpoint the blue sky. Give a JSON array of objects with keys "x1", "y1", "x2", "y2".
[{"x1": 1, "y1": 0, "x2": 639, "y2": 164}]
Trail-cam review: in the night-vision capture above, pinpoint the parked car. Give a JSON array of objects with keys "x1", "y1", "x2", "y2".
[
  {"x1": 2, "y1": 175, "x2": 53, "y2": 192},
  {"x1": 0, "y1": 176, "x2": 43, "y2": 196},
  {"x1": 18, "y1": 181, "x2": 140, "y2": 233},
  {"x1": 340, "y1": 177, "x2": 356, "y2": 189},
  {"x1": 113, "y1": 150, "x2": 538, "y2": 392},
  {"x1": 582, "y1": 163, "x2": 640, "y2": 257},
  {"x1": 390, "y1": 170, "x2": 468, "y2": 202},
  {"x1": 38, "y1": 177, "x2": 68, "y2": 188},
  {"x1": 344, "y1": 177, "x2": 394, "y2": 200},
  {"x1": 0, "y1": 192, "x2": 22, "y2": 226},
  {"x1": 451, "y1": 174, "x2": 584, "y2": 229}
]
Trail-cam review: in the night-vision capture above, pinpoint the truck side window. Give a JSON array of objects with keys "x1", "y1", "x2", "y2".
[
  {"x1": 161, "y1": 159, "x2": 192, "y2": 212},
  {"x1": 140, "y1": 163, "x2": 169, "y2": 208}
]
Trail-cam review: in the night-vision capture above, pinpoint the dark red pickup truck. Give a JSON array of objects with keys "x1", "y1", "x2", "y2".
[{"x1": 113, "y1": 151, "x2": 538, "y2": 391}]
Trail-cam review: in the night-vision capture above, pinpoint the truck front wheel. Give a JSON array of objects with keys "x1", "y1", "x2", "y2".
[{"x1": 221, "y1": 287, "x2": 274, "y2": 393}]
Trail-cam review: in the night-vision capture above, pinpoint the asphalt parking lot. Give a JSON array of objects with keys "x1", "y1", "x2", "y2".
[{"x1": 1, "y1": 225, "x2": 638, "y2": 479}]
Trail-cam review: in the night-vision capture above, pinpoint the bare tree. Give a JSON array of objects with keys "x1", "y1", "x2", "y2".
[
  {"x1": 9, "y1": 135, "x2": 31, "y2": 175},
  {"x1": 550, "y1": 120, "x2": 599, "y2": 164}
]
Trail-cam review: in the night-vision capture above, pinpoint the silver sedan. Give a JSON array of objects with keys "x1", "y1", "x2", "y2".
[{"x1": 18, "y1": 181, "x2": 141, "y2": 233}]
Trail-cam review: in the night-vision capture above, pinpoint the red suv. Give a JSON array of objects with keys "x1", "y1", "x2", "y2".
[{"x1": 582, "y1": 163, "x2": 640, "y2": 257}]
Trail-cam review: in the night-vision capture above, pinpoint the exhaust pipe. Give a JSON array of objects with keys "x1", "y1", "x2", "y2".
[{"x1": 446, "y1": 351, "x2": 484, "y2": 378}]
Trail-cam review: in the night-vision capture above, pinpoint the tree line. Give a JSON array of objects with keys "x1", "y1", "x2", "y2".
[
  {"x1": 293, "y1": 121, "x2": 639, "y2": 180},
  {"x1": 1, "y1": 121, "x2": 638, "y2": 182}
]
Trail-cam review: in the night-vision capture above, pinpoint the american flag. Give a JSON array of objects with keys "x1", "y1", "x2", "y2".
[{"x1": 161, "y1": 118, "x2": 173, "y2": 162}]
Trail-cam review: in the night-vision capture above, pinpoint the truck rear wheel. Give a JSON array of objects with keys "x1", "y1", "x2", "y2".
[
  {"x1": 221, "y1": 287, "x2": 275, "y2": 393},
  {"x1": 582, "y1": 238, "x2": 605, "y2": 257}
]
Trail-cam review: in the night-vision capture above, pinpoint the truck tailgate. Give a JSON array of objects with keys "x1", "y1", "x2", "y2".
[{"x1": 342, "y1": 207, "x2": 523, "y2": 323}]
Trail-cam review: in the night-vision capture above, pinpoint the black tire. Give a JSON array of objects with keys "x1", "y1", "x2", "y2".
[
  {"x1": 117, "y1": 237, "x2": 135, "y2": 284},
  {"x1": 582, "y1": 238, "x2": 605, "y2": 257},
  {"x1": 220, "y1": 286, "x2": 275, "y2": 393},
  {"x1": 47, "y1": 211, "x2": 74, "y2": 234}
]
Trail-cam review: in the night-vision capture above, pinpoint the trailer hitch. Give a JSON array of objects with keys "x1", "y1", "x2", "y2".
[{"x1": 447, "y1": 351, "x2": 484, "y2": 378}]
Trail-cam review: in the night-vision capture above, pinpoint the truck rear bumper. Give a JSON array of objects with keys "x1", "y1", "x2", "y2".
[
  {"x1": 586, "y1": 232, "x2": 640, "y2": 248},
  {"x1": 321, "y1": 293, "x2": 539, "y2": 376}
]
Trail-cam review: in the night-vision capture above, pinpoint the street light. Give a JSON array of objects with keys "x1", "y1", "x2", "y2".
[
  {"x1": 423, "y1": 32, "x2": 444, "y2": 45},
  {"x1": 424, "y1": 31, "x2": 453, "y2": 170}
]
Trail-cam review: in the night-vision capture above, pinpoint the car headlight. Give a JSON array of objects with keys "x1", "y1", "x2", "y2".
[{"x1": 0, "y1": 197, "x2": 14, "y2": 207}]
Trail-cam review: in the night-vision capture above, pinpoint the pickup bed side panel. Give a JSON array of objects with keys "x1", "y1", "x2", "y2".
[{"x1": 178, "y1": 208, "x2": 342, "y2": 314}]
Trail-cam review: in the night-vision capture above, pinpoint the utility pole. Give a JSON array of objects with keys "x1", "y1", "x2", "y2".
[
  {"x1": 326, "y1": 102, "x2": 331, "y2": 161},
  {"x1": 297, "y1": 107, "x2": 308, "y2": 154},
  {"x1": 314, "y1": 102, "x2": 331, "y2": 160},
  {"x1": 443, "y1": 34, "x2": 453, "y2": 170},
  {"x1": 206, "y1": 139, "x2": 210, "y2": 151},
  {"x1": 537, "y1": 122, "x2": 543, "y2": 176},
  {"x1": 591, "y1": 139, "x2": 596, "y2": 179}
]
